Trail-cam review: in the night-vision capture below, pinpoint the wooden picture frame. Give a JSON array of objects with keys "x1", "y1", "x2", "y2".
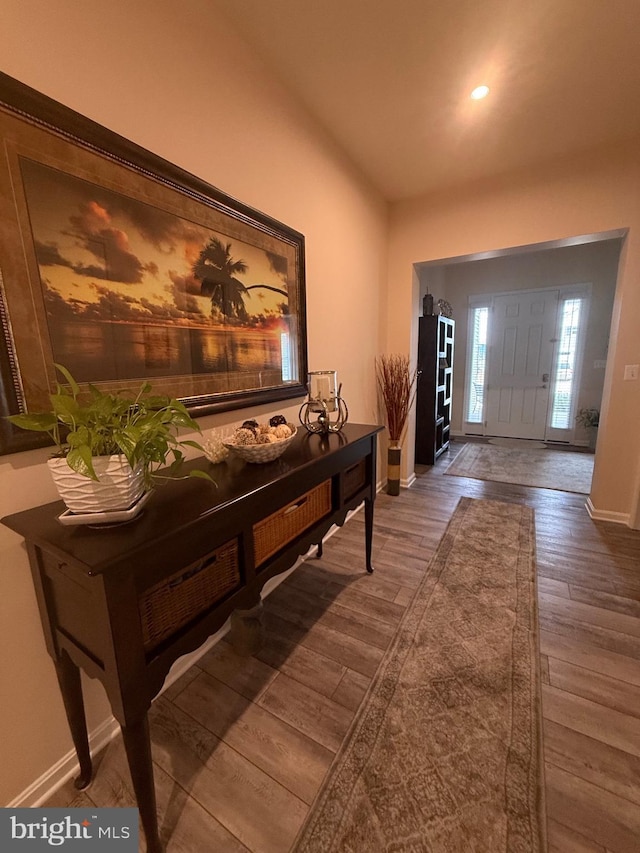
[{"x1": 0, "y1": 72, "x2": 308, "y2": 456}]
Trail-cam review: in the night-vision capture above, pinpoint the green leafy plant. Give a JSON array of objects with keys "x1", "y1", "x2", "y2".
[
  {"x1": 575, "y1": 407, "x2": 600, "y2": 429},
  {"x1": 8, "y1": 364, "x2": 213, "y2": 488},
  {"x1": 375, "y1": 354, "x2": 417, "y2": 446}
]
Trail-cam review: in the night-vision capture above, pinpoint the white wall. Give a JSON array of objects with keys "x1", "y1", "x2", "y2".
[
  {"x1": 387, "y1": 141, "x2": 640, "y2": 524},
  {"x1": 0, "y1": 0, "x2": 388, "y2": 805}
]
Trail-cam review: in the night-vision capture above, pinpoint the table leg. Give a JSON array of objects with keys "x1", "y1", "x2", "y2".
[
  {"x1": 53, "y1": 650, "x2": 93, "y2": 790},
  {"x1": 230, "y1": 599, "x2": 265, "y2": 656},
  {"x1": 121, "y1": 715, "x2": 162, "y2": 853},
  {"x1": 364, "y1": 497, "x2": 375, "y2": 573},
  {"x1": 316, "y1": 540, "x2": 323, "y2": 559}
]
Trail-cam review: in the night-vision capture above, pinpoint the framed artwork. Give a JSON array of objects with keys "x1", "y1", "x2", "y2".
[{"x1": 0, "y1": 72, "x2": 308, "y2": 455}]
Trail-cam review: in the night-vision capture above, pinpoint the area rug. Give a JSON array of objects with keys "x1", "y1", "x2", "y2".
[
  {"x1": 445, "y1": 442, "x2": 593, "y2": 494},
  {"x1": 292, "y1": 497, "x2": 546, "y2": 853}
]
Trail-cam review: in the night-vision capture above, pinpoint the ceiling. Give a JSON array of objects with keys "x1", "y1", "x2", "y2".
[{"x1": 215, "y1": 0, "x2": 640, "y2": 201}]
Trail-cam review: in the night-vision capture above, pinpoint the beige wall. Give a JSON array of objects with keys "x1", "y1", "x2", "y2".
[
  {"x1": 420, "y1": 240, "x2": 621, "y2": 438},
  {"x1": 0, "y1": 0, "x2": 387, "y2": 805},
  {"x1": 387, "y1": 141, "x2": 640, "y2": 523}
]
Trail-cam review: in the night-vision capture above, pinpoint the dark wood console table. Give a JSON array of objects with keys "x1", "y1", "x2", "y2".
[{"x1": 2, "y1": 423, "x2": 381, "y2": 852}]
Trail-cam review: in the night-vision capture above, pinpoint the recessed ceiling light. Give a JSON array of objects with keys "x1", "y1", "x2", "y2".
[{"x1": 470, "y1": 85, "x2": 490, "y2": 100}]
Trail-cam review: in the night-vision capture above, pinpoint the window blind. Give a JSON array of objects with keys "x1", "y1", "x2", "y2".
[
  {"x1": 550, "y1": 298, "x2": 582, "y2": 430},
  {"x1": 466, "y1": 306, "x2": 488, "y2": 423}
]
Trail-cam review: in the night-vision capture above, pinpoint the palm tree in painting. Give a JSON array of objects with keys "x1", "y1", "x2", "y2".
[
  {"x1": 193, "y1": 237, "x2": 249, "y2": 321},
  {"x1": 193, "y1": 237, "x2": 287, "y2": 322}
]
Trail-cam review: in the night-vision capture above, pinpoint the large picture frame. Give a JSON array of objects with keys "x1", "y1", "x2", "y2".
[{"x1": 0, "y1": 72, "x2": 308, "y2": 456}]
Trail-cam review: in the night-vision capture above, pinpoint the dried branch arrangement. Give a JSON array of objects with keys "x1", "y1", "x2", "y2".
[{"x1": 375, "y1": 354, "x2": 417, "y2": 445}]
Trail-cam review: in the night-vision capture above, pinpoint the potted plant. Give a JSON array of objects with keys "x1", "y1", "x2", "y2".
[
  {"x1": 375, "y1": 354, "x2": 416, "y2": 495},
  {"x1": 575, "y1": 406, "x2": 600, "y2": 451},
  {"x1": 575, "y1": 407, "x2": 600, "y2": 429},
  {"x1": 8, "y1": 364, "x2": 212, "y2": 514}
]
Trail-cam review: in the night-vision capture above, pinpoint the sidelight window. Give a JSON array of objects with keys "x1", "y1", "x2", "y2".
[
  {"x1": 550, "y1": 297, "x2": 583, "y2": 430},
  {"x1": 465, "y1": 305, "x2": 489, "y2": 423}
]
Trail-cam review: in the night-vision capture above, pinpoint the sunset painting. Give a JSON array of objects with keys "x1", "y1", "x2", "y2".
[{"x1": 19, "y1": 158, "x2": 293, "y2": 386}]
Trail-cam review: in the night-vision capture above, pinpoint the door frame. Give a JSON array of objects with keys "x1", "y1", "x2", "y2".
[{"x1": 462, "y1": 283, "x2": 592, "y2": 442}]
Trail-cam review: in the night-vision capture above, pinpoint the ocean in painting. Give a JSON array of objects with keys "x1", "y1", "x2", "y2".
[{"x1": 47, "y1": 320, "x2": 284, "y2": 384}]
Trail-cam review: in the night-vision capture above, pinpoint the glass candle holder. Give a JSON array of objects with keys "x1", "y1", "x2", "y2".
[{"x1": 308, "y1": 370, "x2": 338, "y2": 413}]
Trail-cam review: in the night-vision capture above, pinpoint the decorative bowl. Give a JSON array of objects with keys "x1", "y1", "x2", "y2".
[{"x1": 224, "y1": 428, "x2": 297, "y2": 463}]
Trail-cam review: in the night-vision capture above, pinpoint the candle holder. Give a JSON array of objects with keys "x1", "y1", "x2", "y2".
[{"x1": 299, "y1": 370, "x2": 349, "y2": 434}]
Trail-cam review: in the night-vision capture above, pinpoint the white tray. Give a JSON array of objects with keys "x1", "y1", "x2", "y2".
[{"x1": 57, "y1": 490, "x2": 152, "y2": 526}]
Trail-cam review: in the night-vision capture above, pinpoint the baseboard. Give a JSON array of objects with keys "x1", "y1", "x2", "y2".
[
  {"x1": 585, "y1": 497, "x2": 631, "y2": 526},
  {"x1": 451, "y1": 429, "x2": 589, "y2": 449},
  {"x1": 380, "y1": 475, "x2": 415, "y2": 490},
  {"x1": 10, "y1": 504, "x2": 367, "y2": 808},
  {"x1": 403, "y1": 472, "x2": 417, "y2": 489},
  {"x1": 7, "y1": 715, "x2": 122, "y2": 808}
]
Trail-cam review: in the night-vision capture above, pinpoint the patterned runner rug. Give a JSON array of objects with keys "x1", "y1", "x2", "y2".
[
  {"x1": 445, "y1": 442, "x2": 594, "y2": 494},
  {"x1": 292, "y1": 497, "x2": 546, "y2": 853}
]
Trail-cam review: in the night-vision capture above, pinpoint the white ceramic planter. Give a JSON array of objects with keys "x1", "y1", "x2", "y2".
[{"x1": 47, "y1": 455, "x2": 145, "y2": 513}]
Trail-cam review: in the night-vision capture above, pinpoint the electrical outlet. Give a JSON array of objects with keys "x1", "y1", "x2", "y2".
[{"x1": 624, "y1": 364, "x2": 639, "y2": 380}]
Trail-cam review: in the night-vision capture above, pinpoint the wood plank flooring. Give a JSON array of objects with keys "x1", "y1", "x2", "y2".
[{"x1": 47, "y1": 441, "x2": 640, "y2": 852}]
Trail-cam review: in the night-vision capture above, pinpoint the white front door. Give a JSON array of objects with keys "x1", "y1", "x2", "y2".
[{"x1": 485, "y1": 290, "x2": 558, "y2": 439}]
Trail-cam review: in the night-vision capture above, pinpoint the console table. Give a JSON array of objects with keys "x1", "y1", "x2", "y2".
[{"x1": 2, "y1": 423, "x2": 382, "y2": 853}]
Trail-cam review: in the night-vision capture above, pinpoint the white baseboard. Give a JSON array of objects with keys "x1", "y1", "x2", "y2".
[
  {"x1": 451, "y1": 429, "x2": 589, "y2": 449},
  {"x1": 585, "y1": 497, "x2": 631, "y2": 526},
  {"x1": 380, "y1": 475, "x2": 415, "y2": 490},
  {"x1": 10, "y1": 504, "x2": 367, "y2": 808},
  {"x1": 403, "y1": 472, "x2": 416, "y2": 489},
  {"x1": 8, "y1": 715, "x2": 121, "y2": 808}
]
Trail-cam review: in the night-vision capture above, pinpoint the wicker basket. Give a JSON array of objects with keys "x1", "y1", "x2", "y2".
[
  {"x1": 253, "y1": 479, "x2": 332, "y2": 566},
  {"x1": 139, "y1": 540, "x2": 240, "y2": 651},
  {"x1": 224, "y1": 428, "x2": 297, "y2": 463}
]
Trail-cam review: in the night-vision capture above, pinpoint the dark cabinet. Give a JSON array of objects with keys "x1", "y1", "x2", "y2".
[{"x1": 415, "y1": 315, "x2": 455, "y2": 464}]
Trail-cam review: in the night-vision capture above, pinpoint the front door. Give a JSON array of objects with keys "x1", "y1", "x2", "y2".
[{"x1": 485, "y1": 290, "x2": 558, "y2": 439}]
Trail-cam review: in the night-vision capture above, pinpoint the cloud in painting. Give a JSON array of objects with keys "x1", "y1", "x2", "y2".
[
  {"x1": 36, "y1": 230, "x2": 156, "y2": 286},
  {"x1": 167, "y1": 271, "x2": 207, "y2": 321},
  {"x1": 74, "y1": 285, "x2": 172, "y2": 324},
  {"x1": 179, "y1": 294, "x2": 205, "y2": 318},
  {"x1": 34, "y1": 240, "x2": 74, "y2": 268},
  {"x1": 44, "y1": 278, "x2": 208, "y2": 326},
  {"x1": 43, "y1": 286, "x2": 86, "y2": 320},
  {"x1": 92, "y1": 194, "x2": 209, "y2": 254},
  {"x1": 67, "y1": 201, "x2": 152, "y2": 284},
  {"x1": 168, "y1": 269, "x2": 203, "y2": 298}
]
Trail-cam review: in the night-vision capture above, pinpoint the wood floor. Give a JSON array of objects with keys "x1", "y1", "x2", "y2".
[{"x1": 47, "y1": 441, "x2": 640, "y2": 852}]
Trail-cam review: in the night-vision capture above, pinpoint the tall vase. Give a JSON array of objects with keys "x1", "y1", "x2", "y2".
[{"x1": 387, "y1": 442, "x2": 401, "y2": 496}]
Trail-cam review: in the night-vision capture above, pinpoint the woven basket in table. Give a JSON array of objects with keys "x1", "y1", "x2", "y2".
[
  {"x1": 253, "y1": 479, "x2": 332, "y2": 566},
  {"x1": 139, "y1": 539, "x2": 240, "y2": 651},
  {"x1": 224, "y1": 428, "x2": 297, "y2": 463}
]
